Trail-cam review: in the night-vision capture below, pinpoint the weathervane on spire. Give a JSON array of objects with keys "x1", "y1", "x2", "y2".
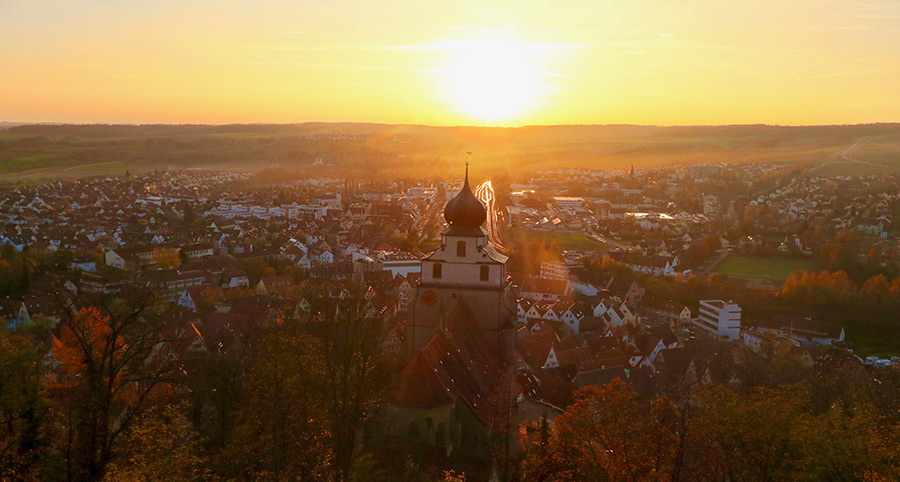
[{"x1": 465, "y1": 151, "x2": 472, "y2": 184}]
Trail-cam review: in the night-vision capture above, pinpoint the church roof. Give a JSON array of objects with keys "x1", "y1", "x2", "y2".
[
  {"x1": 390, "y1": 348, "x2": 456, "y2": 408},
  {"x1": 389, "y1": 296, "x2": 502, "y2": 424}
]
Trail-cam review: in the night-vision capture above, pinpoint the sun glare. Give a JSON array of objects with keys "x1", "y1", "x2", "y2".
[{"x1": 441, "y1": 36, "x2": 544, "y2": 125}]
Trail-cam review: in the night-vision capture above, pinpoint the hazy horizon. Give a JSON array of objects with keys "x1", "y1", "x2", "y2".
[{"x1": 4, "y1": 120, "x2": 900, "y2": 129}]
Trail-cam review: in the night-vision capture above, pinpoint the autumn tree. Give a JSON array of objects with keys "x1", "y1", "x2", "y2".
[
  {"x1": 50, "y1": 290, "x2": 187, "y2": 481},
  {"x1": 859, "y1": 274, "x2": 891, "y2": 304},
  {"x1": 487, "y1": 373, "x2": 516, "y2": 481},
  {"x1": 601, "y1": 254, "x2": 618, "y2": 272},
  {"x1": 241, "y1": 259, "x2": 267, "y2": 284},
  {"x1": 890, "y1": 277, "x2": 900, "y2": 298},
  {"x1": 553, "y1": 378, "x2": 681, "y2": 481},
  {"x1": 820, "y1": 229, "x2": 863, "y2": 274},
  {"x1": 738, "y1": 205, "x2": 758, "y2": 234},
  {"x1": 300, "y1": 282, "x2": 391, "y2": 482},
  {"x1": 103, "y1": 404, "x2": 211, "y2": 482},
  {"x1": 225, "y1": 323, "x2": 333, "y2": 480},
  {"x1": 0, "y1": 330, "x2": 47, "y2": 481},
  {"x1": 680, "y1": 235, "x2": 722, "y2": 268},
  {"x1": 182, "y1": 303, "x2": 267, "y2": 452},
  {"x1": 781, "y1": 270, "x2": 855, "y2": 305},
  {"x1": 799, "y1": 402, "x2": 900, "y2": 482},
  {"x1": 152, "y1": 247, "x2": 182, "y2": 269},
  {"x1": 696, "y1": 384, "x2": 811, "y2": 481},
  {"x1": 519, "y1": 415, "x2": 572, "y2": 482},
  {"x1": 580, "y1": 255, "x2": 632, "y2": 279},
  {"x1": 0, "y1": 248, "x2": 26, "y2": 297},
  {"x1": 441, "y1": 471, "x2": 466, "y2": 482}
]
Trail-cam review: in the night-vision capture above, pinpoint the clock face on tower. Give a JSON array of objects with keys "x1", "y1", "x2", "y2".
[{"x1": 421, "y1": 290, "x2": 437, "y2": 307}]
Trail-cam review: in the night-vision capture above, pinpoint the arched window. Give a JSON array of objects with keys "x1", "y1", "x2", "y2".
[
  {"x1": 433, "y1": 263, "x2": 442, "y2": 279},
  {"x1": 457, "y1": 240, "x2": 466, "y2": 257},
  {"x1": 480, "y1": 265, "x2": 489, "y2": 281}
]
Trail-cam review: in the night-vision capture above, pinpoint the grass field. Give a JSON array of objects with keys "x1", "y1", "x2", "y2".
[
  {"x1": 714, "y1": 255, "x2": 821, "y2": 281},
  {"x1": 507, "y1": 229, "x2": 610, "y2": 252},
  {"x1": 851, "y1": 135, "x2": 900, "y2": 166},
  {"x1": 848, "y1": 334, "x2": 900, "y2": 358}
]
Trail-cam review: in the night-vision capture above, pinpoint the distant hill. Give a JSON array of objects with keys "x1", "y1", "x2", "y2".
[
  {"x1": 1, "y1": 122, "x2": 899, "y2": 184},
  {"x1": 0, "y1": 122, "x2": 40, "y2": 130}
]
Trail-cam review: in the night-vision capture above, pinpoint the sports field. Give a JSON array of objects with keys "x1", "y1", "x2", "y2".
[{"x1": 713, "y1": 255, "x2": 821, "y2": 281}]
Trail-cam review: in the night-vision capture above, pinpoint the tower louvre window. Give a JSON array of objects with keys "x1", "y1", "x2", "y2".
[
  {"x1": 457, "y1": 240, "x2": 466, "y2": 257},
  {"x1": 433, "y1": 263, "x2": 442, "y2": 279},
  {"x1": 480, "y1": 266, "x2": 489, "y2": 281}
]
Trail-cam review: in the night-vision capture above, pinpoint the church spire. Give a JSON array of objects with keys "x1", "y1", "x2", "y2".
[
  {"x1": 444, "y1": 156, "x2": 486, "y2": 229},
  {"x1": 465, "y1": 151, "x2": 472, "y2": 187}
]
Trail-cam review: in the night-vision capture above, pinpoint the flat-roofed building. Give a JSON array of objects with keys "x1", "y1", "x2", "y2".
[{"x1": 693, "y1": 299, "x2": 741, "y2": 341}]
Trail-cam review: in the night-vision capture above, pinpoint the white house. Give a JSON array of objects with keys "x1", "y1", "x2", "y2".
[
  {"x1": 105, "y1": 249, "x2": 132, "y2": 270},
  {"x1": 559, "y1": 307, "x2": 586, "y2": 333},
  {"x1": 516, "y1": 299, "x2": 533, "y2": 323},
  {"x1": 523, "y1": 302, "x2": 548, "y2": 321},
  {"x1": 756, "y1": 316, "x2": 845, "y2": 347}
]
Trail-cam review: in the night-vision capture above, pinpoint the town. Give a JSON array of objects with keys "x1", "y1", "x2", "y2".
[
  {"x1": 6, "y1": 0, "x2": 900, "y2": 477},
  {"x1": 2, "y1": 160, "x2": 900, "y2": 480}
]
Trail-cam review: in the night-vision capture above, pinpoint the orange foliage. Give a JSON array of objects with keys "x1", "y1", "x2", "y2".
[
  {"x1": 781, "y1": 269, "x2": 855, "y2": 304},
  {"x1": 53, "y1": 307, "x2": 119, "y2": 375},
  {"x1": 859, "y1": 274, "x2": 891, "y2": 303},
  {"x1": 152, "y1": 247, "x2": 182, "y2": 269},
  {"x1": 554, "y1": 378, "x2": 680, "y2": 481}
]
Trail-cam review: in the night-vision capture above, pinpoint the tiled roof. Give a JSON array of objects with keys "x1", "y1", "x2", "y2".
[
  {"x1": 518, "y1": 337, "x2": 553, "y2": 369},
  {"x1": 390, "y1": 297, "x2": 502, "y2": 424},
  {"x1": 573, "y1": 366, "x2": 627, "y2": 388},
  {"x1": 521, "y1": 276, "x2": 568, "y2": 296}
]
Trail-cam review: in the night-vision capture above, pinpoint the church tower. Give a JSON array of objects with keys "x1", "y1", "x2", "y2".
[
  {"x1": 382, "y1": 163, "x2": 516, "y2": 455},
  {"x1": 408, "y1": 164, "x2": 516, "y2": 356}
]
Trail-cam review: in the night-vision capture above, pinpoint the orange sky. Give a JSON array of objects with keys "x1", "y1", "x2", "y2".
[{"x1": 2, "y1": 0, "x2": 899, "y2": 126}]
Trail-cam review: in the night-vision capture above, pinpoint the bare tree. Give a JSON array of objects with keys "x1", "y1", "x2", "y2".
[
  {"x1": 301, "y1": 282, "x2": 391, "y2": 482},
  {"x1": 49, "y1": 281, "x2": 188, "y2": 481}
]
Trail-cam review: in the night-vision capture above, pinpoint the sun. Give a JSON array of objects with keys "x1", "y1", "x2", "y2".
[{"x1": 441, "y1": 36, "x2": 544, "y2": 124}]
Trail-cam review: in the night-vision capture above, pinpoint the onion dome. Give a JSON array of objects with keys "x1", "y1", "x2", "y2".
[{"x1": 444, "y1": 164, "x2": 486, "y2": 228}]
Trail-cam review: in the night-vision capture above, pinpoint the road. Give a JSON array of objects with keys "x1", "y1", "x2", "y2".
[
  {"x1": 414, "y1": 195, "x2": 444, "y2": 243},
  {"x1": 474, "y1": 180, "x2": 506, "y2": 250},
  {"x1": 807, "y1": 136, "x2": 872, "y2": 175}
]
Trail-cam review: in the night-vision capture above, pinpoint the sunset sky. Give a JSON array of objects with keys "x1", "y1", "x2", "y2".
[{"x1": 2, "y1": 0, "x2": 899, "y2": 126}]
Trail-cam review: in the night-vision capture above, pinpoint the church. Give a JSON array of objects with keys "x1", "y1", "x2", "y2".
[{"x1": 377, "y1": 165, "x2": 517, "y2": 456}]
